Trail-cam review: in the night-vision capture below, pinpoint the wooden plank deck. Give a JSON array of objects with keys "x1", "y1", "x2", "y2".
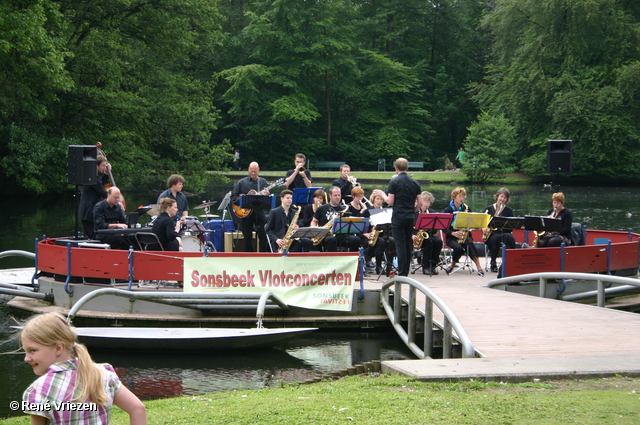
[{"x1": 362, "y1": 269, "x2": 640, "y2": 358}]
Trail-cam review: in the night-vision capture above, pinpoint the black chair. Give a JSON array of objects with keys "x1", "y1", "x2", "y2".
[{"x1": 135, "y1": 232, "x2": 163, "y2": 251}]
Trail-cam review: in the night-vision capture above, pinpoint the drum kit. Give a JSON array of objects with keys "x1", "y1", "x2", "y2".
[{"x1": 142, "y1": 200, "x2": 222, "y2": 252}]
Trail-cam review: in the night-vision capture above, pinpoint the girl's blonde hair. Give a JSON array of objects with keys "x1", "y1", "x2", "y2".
[
  {"x1": 159, "y1": 197, "x2": 177, "y2": 213},
  {"x1": 21, "y1": 312, "x2": 109, "y2": 405}
]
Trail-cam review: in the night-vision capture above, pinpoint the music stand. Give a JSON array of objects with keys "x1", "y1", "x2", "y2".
[
  {"x1": 239, "y1": 194, "x2": 276, "y2": 210},
  {"x1": 524, "y1": 215, "x2": 563, "y2": 233},
  {"x1": 449, "y1": 212, "x2": 490, "y2": 274},
  {"x1": 488, "y1": 216, "x2": 524, "y2": 232},
  {"x1": 412, "y1": 213, "x2": 453, "y2": 275},
  {"x1": 293, "y1": 187, "x2": 323, "y2": 205},
  {"x1": 333, "y1": 217, "x2": 370, "y2": 234},
  {"x1": 283, "y1": 227, "x2": 329, "y2": 254}
]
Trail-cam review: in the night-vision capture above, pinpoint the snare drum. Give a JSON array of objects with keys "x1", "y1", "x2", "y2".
[{"x1": 182, "y1": 235, "x2": 203, "y2": 252}]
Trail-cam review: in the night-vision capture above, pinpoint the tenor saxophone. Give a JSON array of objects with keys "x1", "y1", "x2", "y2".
[
  {"x1": 413, "y1": 229, "x2": 429, "y2": 250},
  {"x1": 482, "y1": 203, "x2": 506, "y2": 242},
  {"x1": 368, "y1": 226, "x2": 381, "y2": 246},
  {"x1": 278, "y1": 205, "x2": 302, "y2": 253},
  {"x1": 533, "y1": 208, "x2": 556, "y2": 248},
  {"x1": 312, "y1": 205, "x2": 348, "y2": 246}
]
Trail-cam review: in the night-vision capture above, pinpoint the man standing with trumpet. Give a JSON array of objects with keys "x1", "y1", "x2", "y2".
[
  {"x1": 332, "y1": 164, "x2": 356, "y2": 204},
  {"x1": 284, "y1": 153, "x2": 312, "y2": 191}
]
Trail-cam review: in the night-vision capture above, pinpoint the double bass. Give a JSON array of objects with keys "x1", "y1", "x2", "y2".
[{"x1": 94, "y1": 142, "x2": 126, "y2": 211}]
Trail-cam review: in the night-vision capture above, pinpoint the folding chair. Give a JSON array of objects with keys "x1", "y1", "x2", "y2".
[{"x1": 135, "y1": 232, "x2": 163, "y2": 251}]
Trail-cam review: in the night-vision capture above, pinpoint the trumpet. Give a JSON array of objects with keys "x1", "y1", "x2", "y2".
[
  {"x1": 296, "y1": 164, "x2": 306, "y2": 174},
  {"x1": 348, "y1": 175, "x2": 361, "y2": 187}
]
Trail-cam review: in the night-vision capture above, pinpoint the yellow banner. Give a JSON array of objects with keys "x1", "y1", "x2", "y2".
[{"x1": 183, "y1": 254, "x2": 359, "y2": 311}]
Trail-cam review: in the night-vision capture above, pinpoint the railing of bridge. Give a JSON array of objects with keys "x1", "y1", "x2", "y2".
[
  {"x1": 488, "y1": 272, "x2": 640, "y2": 307},
  {"x1": 380, "y1": 276, "x2": 475, "y2": 359}
]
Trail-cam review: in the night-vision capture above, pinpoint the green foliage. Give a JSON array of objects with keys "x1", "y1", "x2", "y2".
[
  {"x1": 478, "y1": 0, "x2": 640, "y2": 178},
  {"x1": 461, "y1": 111, "x2": 517, "y2": 183}
]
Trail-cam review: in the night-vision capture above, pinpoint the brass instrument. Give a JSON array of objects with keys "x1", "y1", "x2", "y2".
[
  {"x1": 368, "y1": 225, "x2": 382, "y2": 246},
  {"x1": 297, "y1": 164, "x2": 306, "y2": 174},
  {"x1": 455, "y1": 203, "x2": 470, "y2": 244},
  {"x1": 348, "y1": 175, "x2": 361, "y2": 187},
  {"x1": 533, "y1": 208, "x2": 556, "y2": 248},
  {"x1": 413, "y1": 229, "x2": 429, "y2": 250},
  {"x1": 482, "y1": 203, "x2": 506, "y2": 242},
  {"x1": 311, "y1": 205, "x2": 349, "y2": 246},
  {"x1": 278, "y1": 205, "x2": 302, "y2": 253}
]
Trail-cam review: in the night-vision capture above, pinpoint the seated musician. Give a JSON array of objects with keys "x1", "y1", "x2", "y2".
[
  {"x1": 151, "y1": 198, "x2": 183, "y2": 251},
  {"x1": 300, "y1": 189, "x2": 326, "y2": 228},
  {"x1": 483, "y1": 187, "x2": 516, "y2": 273},
  {"x1": 341, "y1": 187, "x2": 370, "y2": 252},
  {"x1": 93, "y1": 187, "x2": 129, "y2": 250},
  {"x1": 443, "y1": 187, "x2": 484, "y2": 276},
  {"x1": 310, "y1": 186, "x2": 347, "y2": 252},
  {"x1": 265, "y1": 190, "x2": 312, "y2": 252},
  {"x1": 537, "y1": 192, "x2": 573, "y2": 247},
  {"x1": 413, "y1": 191, "x2": 443, "y2": 275},
  {"x1": 367, "y1": 189, "x2": 396, "y2": 275}
]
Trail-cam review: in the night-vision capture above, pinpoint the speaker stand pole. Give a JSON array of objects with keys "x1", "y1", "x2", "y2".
[
  {"x1": 553, "y1": 173, "x2": 561, "y2": 191},
  {"x1": 73, "y1": 186, "x2": 81, "y2": 240}
]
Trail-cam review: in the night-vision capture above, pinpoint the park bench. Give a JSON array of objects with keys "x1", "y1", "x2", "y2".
[
  {"x1": 407, "y1": 161, "x2": 424, "y2": 170},
  {"x1": 315, "y1": 161, "x2": 345, "y2": 170}
]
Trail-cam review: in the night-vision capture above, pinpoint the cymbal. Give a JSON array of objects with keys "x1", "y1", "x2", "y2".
[
  {"x1": 194, "y1": 201, "x2": 217, "y2": 210},
  {"x1": 199, "y1": 214, "x2": 220, "y2": 219},
  {"x1": 146, "y1": 204, "x2": 161, "y2": 216}
]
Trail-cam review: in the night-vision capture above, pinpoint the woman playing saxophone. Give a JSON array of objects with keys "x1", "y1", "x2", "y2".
[
  {"x1": 536, "y1": 192, "x2": 573, "y2": 247},
  {"x1": 482, "y1": 187, "x2": 516, "y2": 273},
  {"x1": 413, "y1": 191, "x2": 443, "y2": 275},
  {"x1": 443, "y1": 187, "x2": 484, "y2": 276}
]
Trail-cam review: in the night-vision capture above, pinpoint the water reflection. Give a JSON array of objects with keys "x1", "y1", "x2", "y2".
[{"x1": 0, "y1": 299, "x2": 413, "y2": 418}]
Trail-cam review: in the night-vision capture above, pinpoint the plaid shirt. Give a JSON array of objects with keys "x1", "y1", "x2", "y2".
[{"x1": 23, "y1": 360, "x2": 122, "y2": 424}]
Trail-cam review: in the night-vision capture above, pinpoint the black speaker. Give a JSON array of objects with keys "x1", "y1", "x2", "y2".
[
  {"x1": 547, "y1": 139, "x2": 572, "y2": 174},
  {"x1": 68, "y1": 145, "x2": 98, "y2": 185}
]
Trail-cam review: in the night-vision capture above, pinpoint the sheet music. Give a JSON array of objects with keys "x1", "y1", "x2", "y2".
[{"x1": 369, "y1": 208, "x2": 393, "y2": 226}]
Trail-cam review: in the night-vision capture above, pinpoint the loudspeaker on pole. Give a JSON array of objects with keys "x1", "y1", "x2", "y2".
[
  {"x1": 547, "y1": 139, "x2": 572, "y2": 174},
  {"x1": 68, "y1": 145, "x2": 98, "y2": 186}
]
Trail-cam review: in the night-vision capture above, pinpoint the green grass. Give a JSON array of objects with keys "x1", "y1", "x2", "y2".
[
  {"x1": 6, "y1": 374, "x2": 637, "y2": 424},
  {"x1": 213, "y1": 170, "x2": 534, "y2": 185}
]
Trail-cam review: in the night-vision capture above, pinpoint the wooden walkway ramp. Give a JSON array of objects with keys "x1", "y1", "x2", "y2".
[{"x1": 363, "y1": 271, "x2": 640, "y2": 358}]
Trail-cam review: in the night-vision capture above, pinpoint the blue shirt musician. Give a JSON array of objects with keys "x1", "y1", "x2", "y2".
[
  {"x1": 230, "y1": 161, "x2": 270, "y2": 252},
  {"x1": 413, "y1": 191, "x2": 443, "y2": 275},
  {"x1": 483, "y1": 187, "x2": 516, "y2": 273},
  {"x1": 157, "y1": 174, "x2": 189, "y2": 221}
]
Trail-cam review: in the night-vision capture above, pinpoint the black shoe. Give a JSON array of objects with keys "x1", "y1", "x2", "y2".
[
  {"x1": 431, "y1": 267, "x2": 439, "y2": 275},
  {"x1": 444, "y1": 266, "x2": 453, "y2": 275},
  {"x1": 477, "y1": 269, "x2": 484, "y2": 277},
  {"x1": 490, "y1": 266, "x2": 498, "y2": 273},
  {"x1": 422, "y1": 268, "x2": 430, "y2": 275}
]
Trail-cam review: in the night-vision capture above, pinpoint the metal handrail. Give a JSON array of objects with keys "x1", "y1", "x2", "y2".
[
  {"x1": 488, "y1": 272, "x2": 640, "y2": 307},
  {"x1": 66, "y1": 288, "x2": 289, "y2": 322},
  {"x1": 0, "y1": 250, "x2": 35, "y2": 260},
  {"x1": 380, "y1": 276, "x2": 475, "y2": 359}
]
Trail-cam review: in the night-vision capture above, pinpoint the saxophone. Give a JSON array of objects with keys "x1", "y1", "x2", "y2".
[
  {"x1": 368, "y1": 225, "x2": 381, "y2": 246},
  {"x1": 312, "y1": 205, "x2": 348, "y2": 246},
  {"x1": 456, "y1": 203, "x2": 470, "y2": 244},
  {"x1": 533, "y1": 209, "x2": 556, "y2": 248},
  {"x1": 482, "y1": 203, "x2": 506, "y2": 242},
  {"x1": 413, "y1": 229, "x2": 429, "y2": 250},
  {"x1": 279, "y1": 205, "x2": 302, "y2": 253}
]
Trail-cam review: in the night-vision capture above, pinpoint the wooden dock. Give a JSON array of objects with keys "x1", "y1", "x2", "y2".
[{"x1": 362, "y1": 269, "x2": 640, "y2": 358}]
